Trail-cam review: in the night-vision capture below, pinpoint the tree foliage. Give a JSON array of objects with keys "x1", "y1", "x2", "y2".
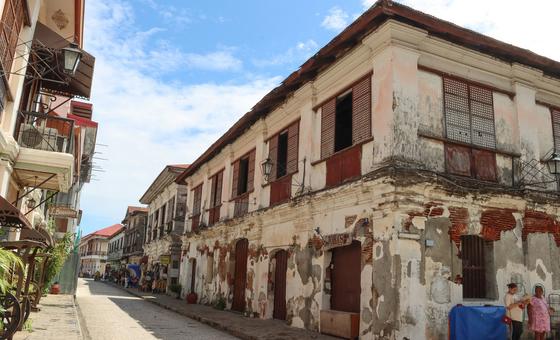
[
  {"x1": 0, "y1": 248, "x2": 22, "y2": 293},
  {"x1": 43, "y1": 233, "x2": 73, "y2": 291}
]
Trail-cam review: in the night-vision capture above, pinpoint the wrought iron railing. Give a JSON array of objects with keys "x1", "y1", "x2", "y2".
[
  {"x1": 15, "y1": 111, "x2": 74, "y2": 154},
  {"x1": 85, "y1": 251, "x2": 107, "y2": 256}
]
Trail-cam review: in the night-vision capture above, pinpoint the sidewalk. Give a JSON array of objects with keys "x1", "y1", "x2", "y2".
[
  {"x1": 108, "y1": 282, "x2": 337, "y2": 340},
  {"x1": 14, "y1": 294, "x2": 82, "y2": 340}
]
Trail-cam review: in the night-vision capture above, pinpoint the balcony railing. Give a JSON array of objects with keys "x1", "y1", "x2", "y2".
[
  {"x1": 85, "y1": 251, "x2": 107, "y2": 256},
  {"x1": 15, "y1": 111, "x2": 74, "y2": 154}
]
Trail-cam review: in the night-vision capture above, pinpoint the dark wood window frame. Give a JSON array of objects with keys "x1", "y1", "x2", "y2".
[
  {"x1": 208, "y1": 169, "x2": 223, "y2": 226},
  {"x1": 314, "y1": 74, "x2": 372, "y2": 188},
  {"x1": 461, "y1": 235, "x2": 495, "y2": 299},
  {"x1": 231, "y1": 149, "x2": 255, "y2": 217},
  {"x1": 190, "y1": 183, "x2": 203, "y2": 231},
  {"x1": 266, "y1": 120, "x2": 300, "y2": 205},
  {"x1": 551, "y1": 108, "x2": 560, "y2": 153},
  {"x1": 442, "y1": 75, "x2": 498, "y2": 181}
]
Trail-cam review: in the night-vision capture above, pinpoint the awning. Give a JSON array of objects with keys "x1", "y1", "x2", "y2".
[
  {"x1": 0, "y1": 196, "x2": 31, "y2": 229},
  {"x1": 31, "y1": 23, "x2": 95, "y2": 100},
  {"x1": 20, "y1": 225, "x2": 53, "y2": 248}
]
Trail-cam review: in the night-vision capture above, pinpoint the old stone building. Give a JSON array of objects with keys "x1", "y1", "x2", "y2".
[
  {"x1": 140, "y1": 164, "x2": 188, "y2": 291},
  {"x1": 121, "y1": 206, "x2": 148, "y2": 264},
  {"x1": 175, "y1": 1, "x2": 560, "y2": 339}
]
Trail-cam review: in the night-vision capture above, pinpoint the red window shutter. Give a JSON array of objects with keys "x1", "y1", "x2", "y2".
[
  {"x1": 321, "y1": 99, "x2": 336, "y2": 159},
  {"x1": 215, "y1": 170, "x2": 223, "y2": 206},
  {"x1": 286, "y1": 121, "x2": 299, "y2": 174},
  {"x1": 472, "y1": 149, "x2": 496, "y2": 181},
  {"x1": 552, "y1": 109, "x2": 560, "y2": 152},
  {"x1": 352, "y1": 77, "x2": 371, "y2": 143},
  {"x1": 247, "y1": 150, "x2": 256, "y2": 192},
  {"x1": 0, "y1": 0, "x2": 25, "y2": 79},
  {"x1": 268, "y1": 135, "x2": 278, "y2": 181},
  {"x1": 192, "y1": 185, "x2": 202, "y2": 215},
  {"x1": 231, "y1": 161, "x2": 239, "y2": 198},
  {"x1": 445, "y1": 143, "x2": 471, "y2": 177}
]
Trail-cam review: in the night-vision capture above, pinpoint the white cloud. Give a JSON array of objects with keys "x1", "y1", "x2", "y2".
[
  {"x1": 253, "y1": 39, "x2": 319, "y2": 67},
  {"x1": 81, "y1": 1, "x2": 278, "y2": 229},
  {"x1": 362, "y1": 0, "x2": 376, "y2": 9},
  {"x1": 390, "y1": 0, "x2": 560, "y2": 62},
  {"x1": 321, "y1": 7, "x2": 349, "y2": 31},
  {"x1": 184, "y1": 50, "x2": 242, "y2": 71}
]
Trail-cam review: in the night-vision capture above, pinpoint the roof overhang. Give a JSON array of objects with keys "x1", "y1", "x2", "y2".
[
  {"x1": 0, "y1": 196, "x2": 31, "y2": 230},
  {"x1": 31, "y1": 22, "x2": 95, "y2": 100},
  {"x1": 175, "y1": 0, "x2": 560, "y2": 184},
  {"x1": 140, "y1": 166, "x2": 187, "y2": 204}
]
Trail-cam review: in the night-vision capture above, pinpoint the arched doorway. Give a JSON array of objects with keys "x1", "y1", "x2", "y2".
[
  {"x1": 232, "y1": 238, "x2": 248, "y2": 312},
  {"x1": 273, "y1": 249, "x2": 288, "y2": 320},
  {"x1": 330, "y1": 240, "x2": 361, "y2": 313}
]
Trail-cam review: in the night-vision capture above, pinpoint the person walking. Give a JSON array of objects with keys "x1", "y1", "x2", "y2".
[
  {"x1": 504, "y1": 283, "x2": 526, "y2": 340},
  {"x1": 528, "y1": 286, "x2": 555, "y2": 340}
]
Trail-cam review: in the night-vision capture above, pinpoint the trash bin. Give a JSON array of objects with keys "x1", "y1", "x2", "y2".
[{"x1": 449, "y1": 305, "x2": 508, "y2": 340}]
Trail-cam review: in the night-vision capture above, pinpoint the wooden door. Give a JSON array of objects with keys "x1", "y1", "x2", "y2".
[
  {"x1": 273, "y1": 250, "x2": 288, "y2": 320},
  {"x1": 190, "y1": 259, "x2": 196, "y2": 293},
  {"x1": 232, "y1": 239, "x2": 248, "y2": 312},
  {"x1": 331, "y1": 241, "x2": 361, "y2": 313}
]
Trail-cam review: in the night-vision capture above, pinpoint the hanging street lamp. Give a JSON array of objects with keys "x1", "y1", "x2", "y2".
[
  {"x1": 261, "y1": 157, "x2": 273, "y2": 182},
  {"x1": 62, "y1": 43, "x2": 82, "y2": 75}
]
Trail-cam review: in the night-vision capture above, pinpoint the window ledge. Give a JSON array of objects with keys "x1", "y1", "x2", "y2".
[
  {"x1": 261, "y1": 172, "x2": 294, "y2": 188},
  {"x1": 418, "y1": 131, "x2": 520, "y2": 158},
  {"x1": 311, "y1": 137, "x2": 374, "y2": 166}
]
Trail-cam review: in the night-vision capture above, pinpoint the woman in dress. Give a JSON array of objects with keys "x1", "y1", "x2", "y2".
[{"x1": 528, "y1": 286, "x2": 555, "y2": 340}]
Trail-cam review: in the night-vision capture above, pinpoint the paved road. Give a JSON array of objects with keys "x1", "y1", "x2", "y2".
[{"x1": 76, "y1": 278, "x2": 238, "y2": 340}]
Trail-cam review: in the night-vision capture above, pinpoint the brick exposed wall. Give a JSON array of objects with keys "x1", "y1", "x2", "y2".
[
  {"x1": 480, "y1": 209, "x2": 517, "y2": 241},
  {"x1": 522, "y1": 210, "x2": 560, "y2": 246}
]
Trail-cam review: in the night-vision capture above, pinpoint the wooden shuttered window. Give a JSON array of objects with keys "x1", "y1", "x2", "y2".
[
  {"x1": 231, "y1": 150, "x2": 255, "y2": 217},
  {"x1": 268, "y1": 121, "x2": 299, "y2": 205},
  {"x1": 231, "y1": 149, "x2": 256, "y2": 198},
  {"x1": 268, "y1": 121, "x2": 299, "y2": 182},
  {"x1": 443, "y1": 77, "x2": 496, "y2": 149},
  {"x1": 320, "y1": 76, "x2": 372, "y2": 159},
  {"x1": 191, "y1": 184, "x2": 202, "y2": 230},
  {"x1": 208, "y1": 170, "x2": 223, "y2": 226},
  {"x1": 0, "y1": 0, "x2": 25, "y2": 81},
  {"x1": 443, "y1": 77, "x2": 497, "y2": 181},
  {"x1": 552, "y1": 109, "x2": 560, "y2": 152}
]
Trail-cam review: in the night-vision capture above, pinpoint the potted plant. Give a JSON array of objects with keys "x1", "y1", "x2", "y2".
[
  {"x1": 186, "y1": 291, "x2": 198, "y2": 304},
  {"x1": 50, "y1": 281, "x2": 60, "y2": 294},
  {"x1": 169, "y1": 284, "x2": 182, "y2": 299}
]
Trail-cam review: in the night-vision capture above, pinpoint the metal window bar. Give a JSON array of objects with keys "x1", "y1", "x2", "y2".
[{"x1": 549, "y1": 294, "x2": 560, "y2": 338}]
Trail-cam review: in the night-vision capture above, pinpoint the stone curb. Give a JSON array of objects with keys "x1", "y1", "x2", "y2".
[{"x1": 106, "y1": 282, "x2": 257, "y2": 340}]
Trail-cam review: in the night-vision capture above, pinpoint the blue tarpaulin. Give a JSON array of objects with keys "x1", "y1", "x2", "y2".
[{"x1": 449, "y1": 305, "x2": 507, "y2": 340}]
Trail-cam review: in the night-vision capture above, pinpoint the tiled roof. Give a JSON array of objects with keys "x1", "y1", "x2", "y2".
[
  {"x1": 87, "y1": 224, "x2": 124, "y2": 238},
  {"x1": 175, "y1": 0, "x2": 560, "y2": 184}
]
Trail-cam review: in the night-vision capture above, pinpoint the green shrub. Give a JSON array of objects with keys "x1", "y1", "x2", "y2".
[{"x1": 169, "y1": 284, "x2": 182, "y2": 294}]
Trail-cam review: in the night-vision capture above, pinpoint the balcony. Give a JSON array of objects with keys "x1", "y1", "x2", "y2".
[
  {"x1": 13, "y1": 111, "x2": 75, "y2": 192},
  {"x1": 85, "y1": 251, "x2": 107, "y2": 256}
]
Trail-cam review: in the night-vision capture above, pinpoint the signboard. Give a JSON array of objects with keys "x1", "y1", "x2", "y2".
[
  {"x1": 50, "y1": 205, "x2": 78, "y2": 218},
  {"x1": 159, "y1": 255, "x2": 171, "y2": 265}
]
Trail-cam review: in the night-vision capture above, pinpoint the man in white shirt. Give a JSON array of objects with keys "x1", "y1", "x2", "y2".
[{"x1": 505, "y1": 283, "x2": 525, "y2": 340}]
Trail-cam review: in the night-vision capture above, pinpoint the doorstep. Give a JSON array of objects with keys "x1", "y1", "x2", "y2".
[{"x1": 107, "y1": 282, "x2": 337, "y2": 340}]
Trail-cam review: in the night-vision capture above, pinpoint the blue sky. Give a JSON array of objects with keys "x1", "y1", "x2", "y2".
[{"x1": 78, "y1": 0, "x2": 560, "y2": 235}]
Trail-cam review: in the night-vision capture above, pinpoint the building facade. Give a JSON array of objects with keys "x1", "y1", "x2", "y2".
[
  {"x1": 122, "y1": 206, "x2": 147, "y2": 264},
  {"x1": 79, "y1": 224, "x2": 122, "y2": 276},
  {"x1": 140, "y1": 164, "x2": 188, "y2": 291},
  {"x1": 107, "y1": 227, "x2": 124, "y2": 270},
  {"x1": 0, "y1": 0, "x2": 97, "y2": 243},
  {"x1": 175, "y1": 1, "x2": 560, "y2": 339}
]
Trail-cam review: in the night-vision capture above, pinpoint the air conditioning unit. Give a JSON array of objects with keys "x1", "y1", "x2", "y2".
[{"x1": 19, "y1": 123, "x2": 64, "y2": 152}]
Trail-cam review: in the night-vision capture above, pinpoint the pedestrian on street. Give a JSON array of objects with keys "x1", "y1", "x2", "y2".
[
  {"x1": 528, "y1": 285, "x2": 555, "y2": 340},
  {"x1": 504, "y1": 283, "x2": 527, "y2": 340}
]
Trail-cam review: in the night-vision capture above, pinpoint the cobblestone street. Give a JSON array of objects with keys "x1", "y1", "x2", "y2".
[{"x1": 76, "y1": 278, "x2": 238, "y2": 340}]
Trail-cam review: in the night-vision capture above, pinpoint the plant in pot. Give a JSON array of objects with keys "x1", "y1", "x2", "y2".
[
  {"x1": 186, "y1": 290, "x2": 198, "y2": 304},
  {"x1": 213, "y1": 296, "x2": 226, "y2": 310},
  {"x1": 169, "y1": 284, "x2": 182, "y2": 299}
]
